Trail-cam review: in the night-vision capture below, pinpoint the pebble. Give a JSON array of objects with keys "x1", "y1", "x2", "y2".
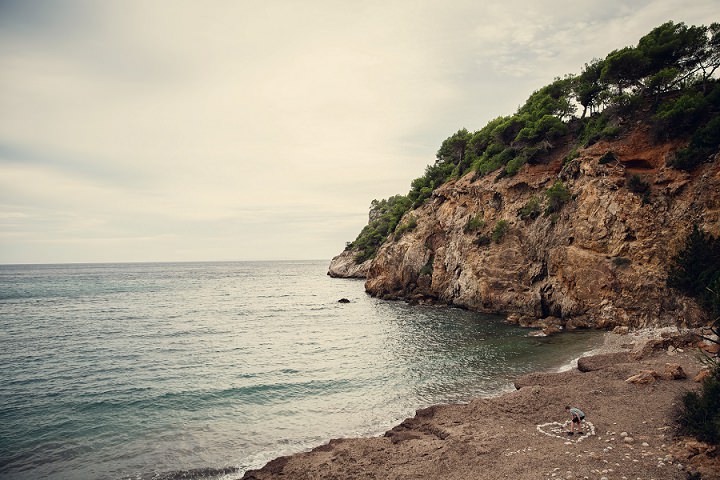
[
  {"x1": 624, "y1": 436, "x2": 635, "y2": 443},
  {"x1": 642, "y1": 442, "x2": 649, "y2": 447},
  {"x1": 620, "y1": 431, "x2": 628, "y2": 437}
]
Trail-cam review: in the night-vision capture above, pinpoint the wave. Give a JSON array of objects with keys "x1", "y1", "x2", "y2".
[{"x1": 73, "y1": 378, "x2": 355, "y2": 414}]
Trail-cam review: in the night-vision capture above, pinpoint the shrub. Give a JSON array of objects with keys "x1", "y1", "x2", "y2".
[
  {"x1": 612, "y1": 257, "x2": 632, "y2": 267},
  {"x1": 491, "y1": 220, "x2": 509, "y2": 243},
  {"x1": 419, "y1": 255, "x2": 434, "y2": 276},
  {"x1": 676, "y1": 365, "x2": 720, "y2": 444},
  {"x1": 654, "y1": 90, "x2": 707, "y2": 137},
  {"x1": 564, "y1": 148, "x2": 580, "y2": 165},
  {"x1": 474, "y1": 151, "x2": 506, "y2": 175},
  {"x1": 545, "y1": 181, "x2": 572, "y2": 214},
  {"x1": 599, "y1": 151, "x2": 616, "y2": 164},
  {"x1": 669, "y1": 116, "x2": 720, "y2": 171},
  {"x1": 578, "y1": 114, "x2": 621, "y2": 147},
  {"x1": 464, "y1": 215, "x2": 485, "y2": 233},
  {"x1": 600, "y1": 124, "x2": 622, "y2": 139},
  {"x1": 627, "y1": 174, "x2": 650, "y2": 193},
  {"x1": 668, "y1": 226, "x2": 720, "y2": 318},
  {"x1": 394, "y1": 215, "x2": 417, "y2": 239},
  {"x1": 504, "y1": 156, "x2": 527, "y2": 176},
  {"x1": 350, "y1": 195, "x2": 413, "y2": 263},
  {"x1": 518, "y1": 197, "x2": 542, "y2": 220},
  {"x1": 474, "y1": 235, "x2": 491, "y2": 247}
]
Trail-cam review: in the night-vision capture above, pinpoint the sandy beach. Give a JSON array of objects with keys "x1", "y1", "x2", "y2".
[{"x1": 241, "y1": 328, "x2": 719, "y2": 480}]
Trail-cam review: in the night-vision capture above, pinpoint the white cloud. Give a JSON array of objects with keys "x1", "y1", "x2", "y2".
[{"x1": 0, "y1": 0, "x2": 718, "y2": 263}]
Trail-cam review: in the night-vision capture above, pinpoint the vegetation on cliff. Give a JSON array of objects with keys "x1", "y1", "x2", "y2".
[
  {"x1": 347, "y1": 21, "x2": 720, "y2": 264},
  {"x1": 670, "y1": 228, "x2": 720, "y2": 446},
  {"x1": 668, "y1": 226, "x2": 720, "y2": 318}
]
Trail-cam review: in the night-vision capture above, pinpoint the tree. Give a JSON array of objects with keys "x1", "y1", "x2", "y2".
[
  {"x1": 600, "y1": 47, "x2": 648, "y2": 94},
  {"x1": 436, "y1": 128, "x2": 472, "y2": 175},
  {"x1": 692, "y1": 23, "x2": 720, "y2": 91},
  {"x1": 636, "y1": 21, "x2": 714, "y2": 92},
  {"x1": 573, "y1": 59, "x2": 606, "y2": 118},
  {"x1": 518, "y1": 77, "x2": 575, "y2": 121}
]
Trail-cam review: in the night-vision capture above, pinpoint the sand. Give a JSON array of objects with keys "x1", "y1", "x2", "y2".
[{"x1": 240, "y1": 328, "x2": 719, "y2": 480}]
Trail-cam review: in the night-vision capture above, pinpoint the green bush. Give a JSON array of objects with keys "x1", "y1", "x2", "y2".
[
  {"x1": 627, "y1": 174, "x2": 650, "y2": 193},
  {"x1": 504, "y1": 156, "x2": 527, "y2": 176},
  {"x1": 474, "y1": 235, "x2": 491, "y2": 247},
  {"x1": 464, "y1": 215, "x2": 485, "y2": 233},
  {"x1": 599, "y1": 151, "x2": 616, "y2": 164},
  {"x1": 669, "y1": 116, "x2": 720, "y2": 171},
  {"x1": 394, "y1": 215, "x2": 417, "y2": 239},
  {"x1": 564, "y1": 148, "x2": 580, "y2": 165},
  {"x1": 350, "y1": 195, "x2": 413, "y2": 263},
  {"x1": 578, "y1": 113, "x2": 621, "y2": 146},
  {"x1": 419, "y1": 255, "x2": 434, "y2": 276},
  {"x1": 676, "y1": 365, "x2": 720, "y2": 444},
  {"x1": 545, "y1": 181, "x2": 572, "y2": 214},
  {"x1": 491, "y1": 220, "x2": 509, "y2": 243},
  {"x1": 654, "y1": 91, "x2": 707, "y2": 137},
  {"x1": 667, "y1": 226, "x2": 720, "y2": 318},
  {"x1": 601, "y1": 124, "x2": 622, "y2": 139},
  {"x1": 518, "y1": 197, "x2": 542, "y2": 220}
]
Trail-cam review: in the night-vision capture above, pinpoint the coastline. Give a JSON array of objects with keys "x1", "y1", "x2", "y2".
[{"x1": 240, "y1": 327, "x2": 718, "y2": 480}]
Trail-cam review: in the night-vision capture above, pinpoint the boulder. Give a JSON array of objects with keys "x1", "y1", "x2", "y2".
[
  {"x1": 577, "y1": 352, "x2": 630, "y2": 372},
  {"x1": 327, "y1": 250, "x2": 370, "y2": 278},
  {"x1": 542, "y1": 324, "x2": 563, "y2": 336},
  {"x1": 625, "y1": 370, "x2": 660, "y2": 384},
  {"x1": 698, "y1": 341, "x2": 720, "y2": 355},
  {"x1": 693, "y1": 368, "x2": 712, "y2": 383},
  {"x1": 663, "y1": 363, "x2": 687, "y2": 380}
]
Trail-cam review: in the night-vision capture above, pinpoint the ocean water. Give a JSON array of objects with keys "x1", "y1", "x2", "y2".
[{"x1": 0, "y1": 261, "x2": 602, "y2": 479}]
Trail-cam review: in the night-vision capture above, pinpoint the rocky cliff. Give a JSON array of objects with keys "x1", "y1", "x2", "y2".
[{"x1": 330, "y1": 124, "x2": 719, "y2": 329}]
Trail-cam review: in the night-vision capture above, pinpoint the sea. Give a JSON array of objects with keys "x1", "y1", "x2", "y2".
[{"x1": 0, "y1": 260, "x2": 603, "y2": 479}]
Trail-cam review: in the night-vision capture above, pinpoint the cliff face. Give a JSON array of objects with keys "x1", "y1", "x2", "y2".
[
  {"x1": 331, "y1": 125, "x2": 719, "y2": 328},
  {"x1": 327, "y1": 249, "x2": 371, "y2": 278}
]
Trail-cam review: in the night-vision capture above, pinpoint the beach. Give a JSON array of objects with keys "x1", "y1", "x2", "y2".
[{"x1": 242, "y1": 328, "x2": 719, "y2": 479}]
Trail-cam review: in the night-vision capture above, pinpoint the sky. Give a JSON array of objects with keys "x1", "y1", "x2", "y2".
[{"x1": 0, "y1": 1, "x2": 717, "y2": 264}]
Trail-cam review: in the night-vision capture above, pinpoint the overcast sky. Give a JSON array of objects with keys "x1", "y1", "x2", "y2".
[{"x1": 0, "y1": 1, "x2": 716, "y2": 264}]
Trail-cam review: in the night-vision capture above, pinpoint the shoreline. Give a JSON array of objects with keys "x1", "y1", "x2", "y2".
[{"x1": 240, "y1": 327, "x2": 718, "y2": 480}]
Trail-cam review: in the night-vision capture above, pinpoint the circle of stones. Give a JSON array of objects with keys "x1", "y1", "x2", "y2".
[{"x1": 536, "y1": 420, "x2": 596, "y2": 443}]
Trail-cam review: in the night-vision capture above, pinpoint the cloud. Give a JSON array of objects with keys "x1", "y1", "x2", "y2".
[{"x1": 0, "y1": 0, "x2": 718, "y2": 263}]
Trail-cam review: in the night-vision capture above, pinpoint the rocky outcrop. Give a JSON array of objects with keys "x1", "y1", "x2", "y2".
[
  {"x1": 333, "y1": 125, "x2": 719, "y2": 329},
  {"x1": 327, "y1": 249, "x2": 371, "y2": 278}
]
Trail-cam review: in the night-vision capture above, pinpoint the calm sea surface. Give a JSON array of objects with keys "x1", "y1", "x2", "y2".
[{"x1": 0, "y1": 261, "x2": 602, "y2": 479}]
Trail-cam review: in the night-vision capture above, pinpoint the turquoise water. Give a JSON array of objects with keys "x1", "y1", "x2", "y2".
[{"x1": 0, "y1": 261, "x2": 602, "y2": 479}]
